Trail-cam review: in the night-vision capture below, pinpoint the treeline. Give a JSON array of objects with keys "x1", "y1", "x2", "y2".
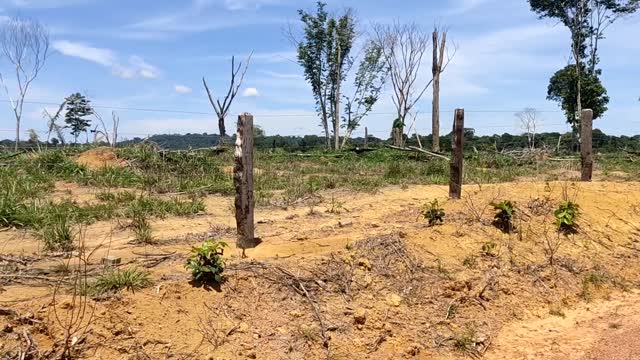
[{"x1": 104, "y1": 129, "x2": 640, "y2": 153}]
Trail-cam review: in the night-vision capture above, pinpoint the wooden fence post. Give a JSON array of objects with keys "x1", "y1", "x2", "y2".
[
  {"x1": 235, "y1": 113, "x2": 258, "y2": 257},
  {"x1": 364, "y1": 127, "x2": 368, "y2": 149},
  {"x1": 580, "y1": 109, "x2": 594, "y2": 182},
  {"x1": 449, "y1": 109, "x2": 464, "y2": 199}
]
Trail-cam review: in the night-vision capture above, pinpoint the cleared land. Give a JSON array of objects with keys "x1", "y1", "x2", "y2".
[{"x1": 1, "y1": 146, "x2": 640, "y2": 359}]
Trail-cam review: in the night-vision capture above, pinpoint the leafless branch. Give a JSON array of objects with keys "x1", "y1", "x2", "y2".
[
  {"x1": 202, "y1": 52, "x2": 253, "y2": 145},
  {"x1": 373, "y1": 21, "x2": 432, "y2": 146},
  {"x1": 0, "y1": 16, "x2": 49, "y2": 151}
]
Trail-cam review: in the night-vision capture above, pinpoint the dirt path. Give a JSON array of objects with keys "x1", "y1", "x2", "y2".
[{"x1": 488, "y1": 290, "x2": 640, "y2": 360}]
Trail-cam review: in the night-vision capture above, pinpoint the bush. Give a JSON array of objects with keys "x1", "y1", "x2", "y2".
[
  {"x1": 422, "y1": 199, "x2": 445, "y2": 226},
  {"x1": 491, "y1": 200, "x2": 515, "y2": 232},
  {"x1": 185, "y1": 239, "x2": 228, "y2": 283},
  {"x1": 555, "y1": 201, "x2": 580, "y2": 233}
]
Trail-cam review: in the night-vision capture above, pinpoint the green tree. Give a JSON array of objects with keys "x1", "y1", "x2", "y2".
[
  {"x1": 64, "y1": 93, "x2": 94, "y2": 144},
  {"x1": 529, "y1": 0, "x2": 638, "y2": 120},
  {"x1": 547, "y1": 65, "x2": 609, "y2": 130},
  {"x1": 295, "y1": 2, "x2": 356, "y2": 150},
  {"x1": 341, "y1": 41, "x2": 388, "y2": 148}
]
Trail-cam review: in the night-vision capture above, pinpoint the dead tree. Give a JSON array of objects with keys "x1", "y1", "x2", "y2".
[
  {"x1": 203, "y1": 53, "x2": 252, "y2": 146},
  {"x1": 374, "y1": 22, "x2": 432, "y2": 147},
  {"x1": 43, "y1": 100, "x2": 67, "y2": 145},
  {"x1": 0, "y1": 17, "x2": 50, "y2": 151},
  {"x1": 516, "y1": 108, "x2": 539, "y2": 150},
  {"x1": 431, "y1": 26, "x2": 456, "y2": 152},
  {"x1": 91, "y1": 111, "x2": 120, "y2": 147}
]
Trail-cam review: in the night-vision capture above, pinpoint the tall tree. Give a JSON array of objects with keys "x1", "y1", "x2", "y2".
[
  {"x1": 327, "y1": 10, "x2": 356, "y2": 150},
  {"x1": 529, "y1": 0, "x2": 638, "y2": 124},
  {"x1": 431, "y1": 26, "x2": 456, "y2": 152},
  {"x1": 341, "y1": 41, "x2": 388, "y2": 148},
  {"x1": 203, "y1": 54, "x2": 251, "y2": 147},
  {"x1": 0, "y1": 16, "x2": 50, "y2": 151},
  {"x1": 547, "y1": 64, "x2": 609, "y2": 128},
  {"x1": 64, "y1": 93, "x2": 94, "y2": 144},
  {"x1": 374, "y1": 22, "x2": 432, "y2": 147},
  {"x1": 295, "y1": 2, "x2": 356, "y2": 150}
]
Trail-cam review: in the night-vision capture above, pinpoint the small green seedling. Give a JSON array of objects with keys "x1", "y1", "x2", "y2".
[
  {"x1": 422, "y1": 199, "x2": 445, "y2": 226},
  {"x1": 481, "y1": 242, "x2": 498, "y2": 257},
  {"x1": 491, "y1": 200, "x2": 515, "y2": 232},
  {"x1": 185, "y1": 239, "x2": 228, "y2": 283},
  {"x1": 555, "y1": 201, "x2": 580, "y2": 233}
]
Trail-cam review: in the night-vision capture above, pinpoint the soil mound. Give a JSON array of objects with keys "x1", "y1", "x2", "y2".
[{"x1": 75, "y1": 147, "x2": 126, "y2": 170}]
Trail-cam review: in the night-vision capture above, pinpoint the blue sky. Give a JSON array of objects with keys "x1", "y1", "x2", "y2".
[{"x1": 0, "y1": 0, "x2": 639, "y2": 141}]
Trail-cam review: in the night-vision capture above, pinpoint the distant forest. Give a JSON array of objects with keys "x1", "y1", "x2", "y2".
[
  {"x1": 111, "y1": 129, "x2": 639, "y2": 153},
  {"x1": 2, "y1": 129, "x2": 639, "y2": 153}
]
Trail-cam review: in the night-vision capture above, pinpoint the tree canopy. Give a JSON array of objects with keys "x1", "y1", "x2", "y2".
[
  {"x1": 547, "y1": 65, "x2": 609, "y2": 126},
  {"x1": 64, "y1": 93, "x2": 94, "y2": 143}
]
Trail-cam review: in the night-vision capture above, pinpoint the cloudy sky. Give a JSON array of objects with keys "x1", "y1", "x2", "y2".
[{"x1": 0, "y1": 0, "x2": 638, "y2": 141}]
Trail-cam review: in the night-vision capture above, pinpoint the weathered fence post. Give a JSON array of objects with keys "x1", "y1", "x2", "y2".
[
  {"x1": 364, "y1": 127, "x2": 368, "y2": 149},
  {"x1": 580, "y1": 109, "x2": 594, "y2": 182},
  {"x1": 235, "y1": 113, "x2": 257, "y2": 257},
  {"x1": 449, "y1": 109, "x2": 464, "y2": 199}
]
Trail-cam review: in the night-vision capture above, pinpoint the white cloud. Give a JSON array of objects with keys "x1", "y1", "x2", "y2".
[
  {"x1": 52, "y1": 40, "x2": 116, "y2": 66},
  {"x1": 258, "y1": 70, "x2": 302, "y2": 80},
  {"x1": 125, "y1": 0, "x2": 285, "y2": 38},
  {"x1": 52, "y1": 40, "x2": 160, "y2": 80},
  {"x1": 174, "y1": 85, "x2": 193, "y2": 94},
  {"x1": 242, "y1": 87, "x2": 260, "y2": 97}
]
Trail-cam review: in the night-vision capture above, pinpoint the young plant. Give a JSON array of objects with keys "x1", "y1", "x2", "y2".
[
  {"x1": 186, "y1": 239, "x2": 228, "y2": 283},
  {"x1": 422, "y1": 199, "x2": 445, "y2": 226},
  {"x1": 481, "y1": 242, "x2": 498, "y2": 257},
  {"x1": 491, "y1": 200, "x2": 515, "y2": 232},
  {"x1": 555, "y1": 201, "x2": 580, "y2": 233}
]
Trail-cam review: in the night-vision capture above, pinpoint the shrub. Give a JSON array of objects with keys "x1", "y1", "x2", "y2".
[
  {"x1": 555, "y1": 201, "x2": 580, "y2": 233},
  {"x1": 491, "y1": 200, "x2": 515, "y2": 232},
  {"x1": 186, "y1": 239, "x2": 228, "y2": 283},
  {"x1": 88, "y1": 267, "x2": 152, "y2": 296},
  {"x1": 422, "y1": 199, "x2": 445, "y2": 226}
]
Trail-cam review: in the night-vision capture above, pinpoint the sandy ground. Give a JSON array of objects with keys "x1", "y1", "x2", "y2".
[{"x1": 2, "y1": 180, "x2": 640, "y2": 359}]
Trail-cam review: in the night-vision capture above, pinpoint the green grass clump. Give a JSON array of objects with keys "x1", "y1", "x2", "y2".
[
  {"x1": 126, "y1": 195, "x2": 206, "y2": 218},
  {"x1": 39, "y1": 209, "x2": 75, "y2": 251},
  {"x1": 130, "y1": 208, "x2": 154, "y2": 244},
  {"x1": 87, "y1": 267, "x2": 152, "y2": 297}
]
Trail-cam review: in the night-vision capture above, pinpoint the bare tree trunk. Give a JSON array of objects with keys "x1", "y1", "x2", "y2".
[
  {"x1": 432, "y1": 73, "x2": 440, "y2": 152},
  {"x1": 218, "y1": 116, "x2": 226, "y2": 146},
  {"x1": 15, "y1": 120, "x2": 19, "y2": 151},
  {"x1": 334, "y1": 41, "x2": 341, "y2": 151},
  {"x1": 334, "y1": 85, "x2": 340, "y2": 151},
  {"x1": 432, "y1": 30, "x2": 440, "y2": 153}
]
